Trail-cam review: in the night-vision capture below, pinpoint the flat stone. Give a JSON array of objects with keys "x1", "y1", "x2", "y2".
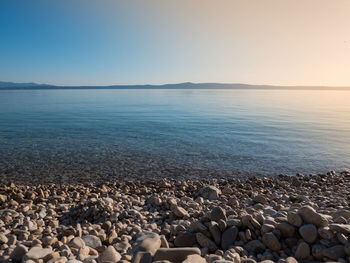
[
  {"x1": 285, "y1": 257, "x2": 298, "y2": 263},
  {"x1": 322, "y1": 244, "x2": 345, "y2": 260},
  {"x1": 329, "y1": 224, "x2": 350, "y2": 235},
  {"x1": 25, "y1": 247, "x2": 52, "y2": 260},
  {"x1": 182, "y1": 254, "x2": 206, "y2": 263},
  {"x1": 332, "y1": 209, "x2": 350, "y2": 220},
  {"x1": 153, "y1": 248, "x2": 201, "y2": 263},
  {"x1": 82, "y1": 235, "x2": 102, "y2": 249},
  {"x1": 318, "y1": 226, "x2": 334, "y2": 240},
  {"x1": 132, "y1": 251, "x2": 152, "y2": 263},
  {"x1": 221, "y1": 226, "x2": 238, "y2": 250},
  {"x1": 47, "y1": 257, "x2": 68, "y2": 263},
  {"x1": 174, "y1": 232, "x2": 196, "y2": 247}
]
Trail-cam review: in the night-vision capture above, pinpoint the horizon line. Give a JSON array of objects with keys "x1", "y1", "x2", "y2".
[{"x1": 1, "y1": 80, "x2": 350, "y2": 89}]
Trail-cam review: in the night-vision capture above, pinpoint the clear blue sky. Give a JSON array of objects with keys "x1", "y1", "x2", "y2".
[{"x1": 1, "y1": 0, "x2": 350, "y2": 86}]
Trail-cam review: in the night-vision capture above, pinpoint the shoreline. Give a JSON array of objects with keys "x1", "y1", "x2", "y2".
[{"x1": 1, "y1": 171, "x2": 350, "y2": 263}]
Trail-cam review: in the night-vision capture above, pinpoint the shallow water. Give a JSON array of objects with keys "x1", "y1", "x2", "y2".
[{"x1": 0, "y1": 89, "x2": 350, "y2": 181}]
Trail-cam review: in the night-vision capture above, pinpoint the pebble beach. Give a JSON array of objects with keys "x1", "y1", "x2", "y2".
[{"x1": 1, "y1": 171, "x2": 350, "y2": 263}]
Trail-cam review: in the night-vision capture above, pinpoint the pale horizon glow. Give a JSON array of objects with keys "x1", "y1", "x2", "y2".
[{"x1": 1, "y1": 0, "x2": 350, "y2": 86}]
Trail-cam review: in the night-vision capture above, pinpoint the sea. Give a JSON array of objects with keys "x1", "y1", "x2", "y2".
[{"x1": 0, "y1": 88, "x2": 349, "y2": 182}]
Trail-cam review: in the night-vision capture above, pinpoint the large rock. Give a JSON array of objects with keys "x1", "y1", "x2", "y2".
[
  {"x1": 10, "y1": 244, "x2": 28, "y2": 261},
  {"x1": 295, "y1": 242, "x2": 310, "y2": 259},
  {"x1": 199, "y1": 186, "x2": 221, "y2": 200},
  {"x1": 253, "y1": 194, "x2": 268, "y2": 204},
  {"x1": 97, "y1": 245, "x2": 121, "y2": 263},
  {"x1": 332, "y1": 209, "x2": 350, "y2": 220},
  {"x1": 287, "y1": 211, "x2": 303, "y2": 227},
  {"x1": 221, "y1": 226, "x2": 238, "y2": 250},
  {"x1": 196, "y1": 232, "x2": 217, "y2": 252},
  {"x1": 0, "y1": 233, "x2": 8, "y2": 244},
  {"x1": 47, "y1": 257, "x2": 68, "y2": 263},
  {"x1": 285, "y1": 257, "x2": 298, "y2": 263},
  {"x1": 312, "y1": 244, "x2": 326, "y2": 259},
  {"x1": 299, "y1": 224, "x2": 317, "y2": 243},
  {"x1": 244, "y1": 240, "x2": 265, "y2": 254},
  {"x1": 318, "y1": 226, "x2": 334, "y2": 240},
  {"x1": 329, "y1": 224, "x2": 350, "y2": 235},
  {"x1": 153, "y1": 248, "x2": 201, "y2": 263},
  {"x1": 0, "y1": 194, "x2": 7, "y2": 203},
  {"x1": 276, "y1": 222, "x2": 295, "y2": 238},
  {"x1": 322, "y1": 245, "x2": 345, "y2": 260},
  {"x1": 209, "y1": 222, "x2": 222, "y2": 245},
  {"x1": 344, "y1": 243, "x2": 350, "y2": 256},
  {"x1": 135, "y1": 232, "x2": 161, "y2": 256},
  {"x1": 69, "y1": 237, "x2": 85, "y2": 249},
  {"x1": 182, "y1": 254, "x2": 206, "y2": 263},
  {"x1": 82, "y1": 235, "x2": 102, "y2": 249},
  {"x1": 210, "y1": 207, "x2": 227, "y2": 222},
  {"x1": 297, "y1": 206, "x2": 328, "y2": 227},
  {"x1": 262, "y1": 232, "x2": 281, "y2": 251},
  {"x1": 133, "y1": 251, "x2": 152, "y2": 263},
  {"x1": 24, "y1": 247, "x2": 52, "y2": 260},
  {"x1": 173, "y1": 206, "x2": 189, "y2": 218},
  {"x1": 174, "y1": 232, "x2": 196, "y2": 247}
]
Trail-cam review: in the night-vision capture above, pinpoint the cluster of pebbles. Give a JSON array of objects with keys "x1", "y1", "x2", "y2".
[{"x1": 0, "y1": 170, "x2": 350, "y2": 263}]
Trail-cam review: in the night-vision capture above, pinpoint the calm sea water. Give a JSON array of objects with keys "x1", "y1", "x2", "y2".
[{"x1": 0, "y1": 89, "x2": 350, "y2": 179}]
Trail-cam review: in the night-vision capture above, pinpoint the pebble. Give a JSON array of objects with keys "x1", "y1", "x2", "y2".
[
  {"x1": 199, "y1": 186, "x2": 221, "y2": 200},
  {"x1": 210, "y1": 207, "x2": 227, "y2": 222},
  {"x1": 153, "y1": 248, "x2": 201, "y2": 263},
  {"x1": 135, "y1": 232, "x2": 161, "y2": 255},
  {"x1": 221, "y1": 226, "x2": 238, "y2": 250},
  {"x1": 298, "y1": 224, "x2": 317, "y2": 243},
  {"x1": 97, "y1": 246, "x2": 121, "y2": 263},
  {"x1": 24, "y1": 247, "x2": 53, "y2": 260},
  {"x1": 262, "y1": 232, "x2": 281, "y2": 251},
  {"x1": 196, "y1": 233, "x2": 218, "y2": 252},
  {"x1": 295, "y1": 242, "x2": 310, "y2": 259},
  {"x1": 0, "y1": 171, "x2": 349, "y2": 263},
  {"x1": 82, "y1": 235, "x2": 102, "y2": 249},
  {"x1": 298, "y1": 206, "x2": 328, "y2": 227}
]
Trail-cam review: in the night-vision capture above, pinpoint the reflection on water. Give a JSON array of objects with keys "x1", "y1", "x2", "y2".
[{"x1": 0, "y1": 89, "x2": 349, "y2": 182}]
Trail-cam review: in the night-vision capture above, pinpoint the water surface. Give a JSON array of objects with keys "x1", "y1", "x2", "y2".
[{"x1": 0, "y1": 89, "x2": 349, "y2": 182}]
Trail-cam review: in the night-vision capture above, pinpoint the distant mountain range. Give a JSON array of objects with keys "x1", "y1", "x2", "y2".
[{"x1": 1, "y1": 81, "x2": 349, "y2": 90}]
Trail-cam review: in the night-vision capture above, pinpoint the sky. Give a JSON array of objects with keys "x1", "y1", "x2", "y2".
[{"x1": 0, "y1": 0, "x2": 350, "y2": 86}]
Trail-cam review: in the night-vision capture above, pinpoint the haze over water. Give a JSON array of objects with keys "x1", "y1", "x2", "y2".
[{"x1": 1, "y1": 88, "x2": 349, "y2": 181}]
